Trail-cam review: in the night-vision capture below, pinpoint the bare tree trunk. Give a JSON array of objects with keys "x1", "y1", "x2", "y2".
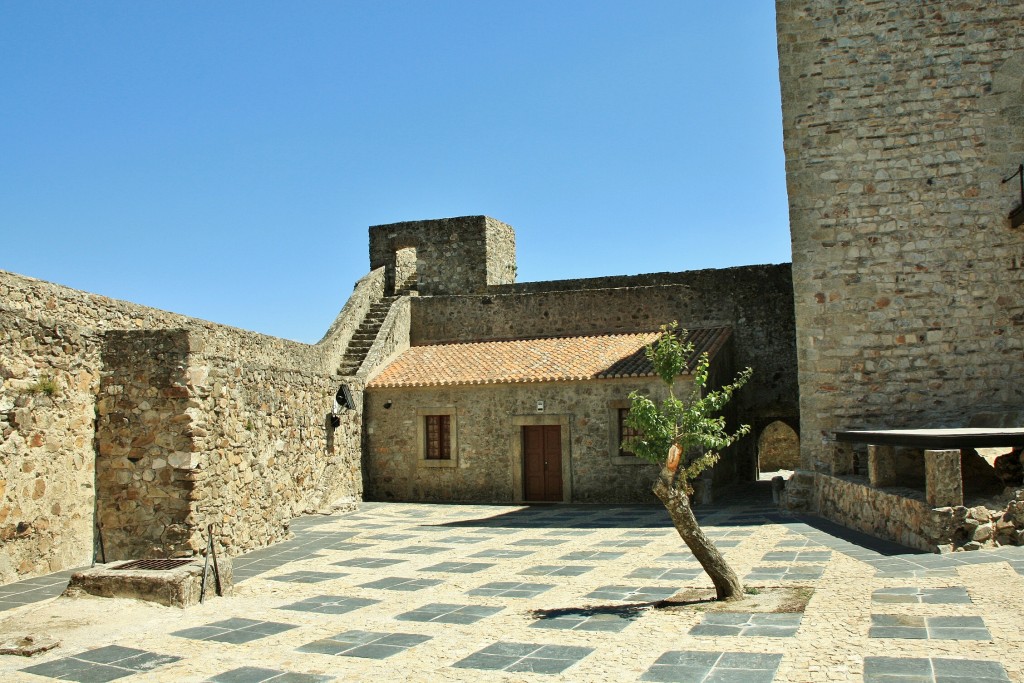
[{"x1": 653, "y1": 467, "x2": 744, "y2": 601}]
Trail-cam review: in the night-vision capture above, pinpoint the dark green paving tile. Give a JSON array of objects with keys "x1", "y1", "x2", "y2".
[
  {"x1": 471, "y1": 548, "x2": 534, "y2": 559},
  {"x1": 543, "y1": 528, "x2": 595, "y2": 536},
  {"x1": 172, "y1": 618, "x2": 297, "y2": 643},
  {"x1": 208, "y1": 666, "x2": 334, "y2": 682},
  {"x1": 530, "y1": 610, "x2": 639, "y2": 633},
  {"x1": 864, "y1": 656, "x2": 1011, "y2": 683},
  {"x1": 585, "y1": 585, "x2": 678, "y2": 602},
  {"x1": 386, "y1": 544, "x2": 451, "y2": 555},
  {"x1": 868, "y1": 614, "x2": 927, "y2": 639},
  {"x1": 276, "y1": 593, "x2": 380, "y2": 618},
  {"x1": 761, "y1": 550, "x2": 832, "y2": 562},
  {"x1": 420, "y1": 561, "x2": 494, "y2": 573},
  {"x1": 333, "y1": 557, "x2": 405, "y2": 569},
  {"x1": 467, "y1": 581, "x2": 554, "y2": 598},
  {"x1": 520, "y1": 565, "x2": 593, "y2": 577},
  {"x1": 558, "y1": 550, "x2": 624, "y2": 562},
  {"x1": 297, "y1": 630, "x2": 430, "y2": 660},
  {"x1": 22, "y1": 645, "x2": 182, "y2": 682},
  {"x1": 872, "y1": 587, "x2": 971, "y2": 604},
  {"x1": 268, "y1": 570, "x2": 347, "y2": 583},
  {"x1": 326, "y1": 542, "x2": 374, "y2": 552},
  {"x1": 512, "y1": 538, "x2": 568, "y2": 546},
  {"x1": 628, "y1": 567, "x2": 703, "y2": 581},
  {"x1": 690, "y1": 612, "x2": 801, "y2": 638},
  {"x1": 359, "y1": 576, "x2": 443, "y2": 591},
  {"x1": 657, "y1": 552, "x2": 698, "y2": 563},
  {"x1": 641, "y1": 651, "x2": 782, "y2": 683},
  {"x1": 438, "y1": 535, "x2": 489, "y2": 544},
  {"x1": 452, "y1": 641, "x2": 593, "y2": 675},
  {"x1": 395, "y1": 602, "x2": 503, "y2": 624},
  {"x1": 595, "y1": 539, "x2": 650, "y2": 548}
]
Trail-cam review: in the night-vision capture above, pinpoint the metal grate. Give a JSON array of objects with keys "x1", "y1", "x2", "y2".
[{"x1": 112, "y1": 558, "x2": 194, "y2": 571}]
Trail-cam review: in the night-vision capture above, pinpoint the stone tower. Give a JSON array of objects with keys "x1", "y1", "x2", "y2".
[
  {"x1": 777, "y1": 0, "x2": 1024, "y2": 474},
  {"x1": 368, "y1": 216, "x2": 516, "y2": 296}
]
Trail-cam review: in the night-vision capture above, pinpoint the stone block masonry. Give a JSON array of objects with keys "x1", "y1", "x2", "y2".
[
  {"x1": 1, "y1": 269, "x2": 372, "y2": 584},
  {"x1": 777, "y1": 1, "x2": 1024, "y2": 476}
]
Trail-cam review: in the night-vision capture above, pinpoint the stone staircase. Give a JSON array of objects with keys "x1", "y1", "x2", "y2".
[{"x1": 337, "y1": 297, "x2": 397, "y2": 376}]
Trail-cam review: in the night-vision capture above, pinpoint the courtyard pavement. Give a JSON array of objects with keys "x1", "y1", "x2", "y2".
[{"x1": 1, "y1": 487, "x2": 1023, "y2": 682}]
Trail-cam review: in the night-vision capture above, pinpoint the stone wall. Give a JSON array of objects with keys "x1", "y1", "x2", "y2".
[
  {"x1": 365, "y1": 379, "x2": 674, "y2": 504},
  {"x1": 777, "y1": 1, "x2": 1024, "y2": 475},
  {"x1": 0, "y1": 269, "x2": 368, "y2": 584},
  {"x1": 0, "y1": 313, "x2": 99, "y2": 584},
  {"x1": 409, "y1": 263, "x2": 797, "y2": 449},
  {"x1": 96, "y1": 330, "x2": 195, "y2": 560},
  {"x1": 369, "y1": 216, "x2": 516, "y2": 296},
  {"x1": 814, "y1": 474, "x2": 940, "y2": 552}
]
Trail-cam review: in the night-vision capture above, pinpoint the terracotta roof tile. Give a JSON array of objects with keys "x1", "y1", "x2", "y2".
[{"x1": 367, "y1": 328, "x2": 732, "y2": 388}]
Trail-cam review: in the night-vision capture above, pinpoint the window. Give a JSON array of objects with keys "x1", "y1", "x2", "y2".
[
  {"x1": 425, "y1": 414, "x2": 451, "y2": 460},
  {"x1": 416, "y1": 408, "x2": 457, "y2": 468},
  {"x1": 608, "y1": 400, "x2": 647, "y2": 465},
  {"x1": 618, "y1": 408, "x2": 640, "y2": 457}
]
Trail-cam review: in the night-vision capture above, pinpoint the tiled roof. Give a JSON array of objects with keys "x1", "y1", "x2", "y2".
[{"x1": 367, "y1": 327, "x2": 732, "y2": 388}]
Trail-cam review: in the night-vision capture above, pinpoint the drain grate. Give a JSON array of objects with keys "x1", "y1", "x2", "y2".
[{"x1": 112, "y1": 558, "x2": 195, "y2": 571}]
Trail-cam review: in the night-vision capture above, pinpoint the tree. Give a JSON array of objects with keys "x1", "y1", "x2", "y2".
[{"x1": 624, "y1": 322, "x2": 752, "y2": 601}]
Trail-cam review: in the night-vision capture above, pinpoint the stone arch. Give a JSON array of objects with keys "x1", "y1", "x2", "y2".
[{"x1": 757, "y1": 420, "x2": 800, "y2": 474}]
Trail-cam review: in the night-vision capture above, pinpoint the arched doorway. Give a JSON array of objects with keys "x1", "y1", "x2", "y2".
[{"x1": 757, "y1": 420, "x2": 799, "y2": 477}]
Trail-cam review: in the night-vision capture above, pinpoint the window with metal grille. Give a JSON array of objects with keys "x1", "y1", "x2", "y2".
[
  {"x1": 425, "y1": 414, "x2": 451, "y2": 460},
  {"x1": 619, "y1": 408, "x2": 641, "y2": 457}
]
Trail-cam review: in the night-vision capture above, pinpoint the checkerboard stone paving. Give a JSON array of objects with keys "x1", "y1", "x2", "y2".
[
  {"x1": 872, "y1": 586, "x2": 973, "y2": 604},
  {"x1": 868, "y1": 615, "x2": 992, "y2": 640},
  {"x1": 452, "y1": 642, "x2": 594, "y2": 674},
  {"x1": 640, "y1": 651, "x2": 784, "y2": 683},
  {"x1": 297, "y1": 629, "x2": 432, "y2": 659},
  {"x1": 21, "y1": 645, "x2": 181, "y2": 682},
  {"x1": 863, "y1": 657, "x2": 1011, "y2": 683},
  {"x1": 207, "y1": 666, "x2": 332, "y2": 683},
  {"x1": 689, "y1": 612, "x2": 803, "y2": 637},
  {"x1": 277, "y1": 595, "x2": 379, "y2": 615},
  {"x1": 395, "y1": 602, "x2": 504, "y2": 624},
  {"x1": 172, "y1": 618, "x2": 297, "y2": 644}
]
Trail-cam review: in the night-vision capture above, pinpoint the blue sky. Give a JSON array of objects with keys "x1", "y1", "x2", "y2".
[{"x1": 2, "y1": 2, "x2": 790, "y2": 343}]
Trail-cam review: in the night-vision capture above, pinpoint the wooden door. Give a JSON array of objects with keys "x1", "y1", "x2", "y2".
[{"x1": 522, "y1": 425, "x2": 563, "y2": 501}]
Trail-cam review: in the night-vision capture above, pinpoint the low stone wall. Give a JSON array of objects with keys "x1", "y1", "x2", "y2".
[
  {"x1": 814, "y1": 473, "x2": 940, "y2": 551},
  {"x1": 0, "y1": 314, "x2": 99, "y2": 584}
]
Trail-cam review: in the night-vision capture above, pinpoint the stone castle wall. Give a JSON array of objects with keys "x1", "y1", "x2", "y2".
[
  {"x1": 0, "y1": 270, "x2": 368, "y2": 583},
  {"x1": 777, "y1": 1, "x2": 1024, "y2": 475},
  {"x1": 0, "y1": 313, "x2": 99, "y2": 584}
]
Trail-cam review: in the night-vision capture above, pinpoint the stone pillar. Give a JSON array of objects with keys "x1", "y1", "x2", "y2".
[
  {"x1": 832, "y1": 441, "x2": 856, "y2": 475},
  {"x1": 868, "y1": 444, "x2": 898, "y2": 487},
  {"x1": 924, "y1": 449, "x2": 963, "y2": 508}
]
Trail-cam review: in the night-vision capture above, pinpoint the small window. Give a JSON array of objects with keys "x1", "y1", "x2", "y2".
[
  {"x1": 425, "y1": 414, "x2": 451, "y2": 460},
  {"x1": 417, "y1": 408, "x2": 457, "y2": 468},
  {"x1": 618, "y1": 407, "x2": 641, "y2": 457}
]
